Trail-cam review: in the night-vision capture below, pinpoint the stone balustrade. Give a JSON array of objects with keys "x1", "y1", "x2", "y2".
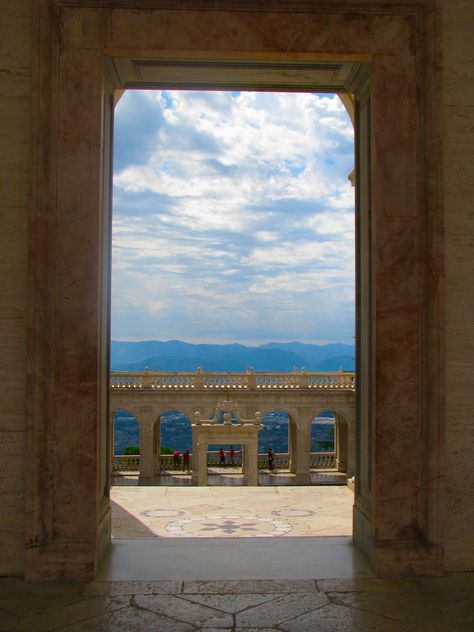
[
  {"x1": 113, "y1": 455, "x2": 140, "y2": 472},
  {"x1": 113, "y1": 451, "x2": 336, "y2": 473},
  {"x1": 110, "y1": 369, "x2": 355, "y2": 391}
]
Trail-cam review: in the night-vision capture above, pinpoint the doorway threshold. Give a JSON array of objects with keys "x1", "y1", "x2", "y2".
[{"x1": 98, "y1": 536, "x2": 374, "y2": 581}]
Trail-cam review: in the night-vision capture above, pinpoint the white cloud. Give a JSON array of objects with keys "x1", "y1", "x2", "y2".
[{"x1": 112, "y1": 90, "x2": 355, "y2": 344}]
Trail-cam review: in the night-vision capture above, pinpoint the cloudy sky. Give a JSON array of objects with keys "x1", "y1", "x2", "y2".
[{"x1": 112, "y1": 90, "x2": 355, "y2": 345}]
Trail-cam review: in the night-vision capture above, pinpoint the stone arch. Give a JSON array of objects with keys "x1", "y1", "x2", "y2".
[
  {"x1": 325, "y1": 408, "x2": 355, "y2": 477},
  {"x1": 110, "y1": 405, "x2": 142, "y2": 423},
  {"x1": 258, "y1": 408, "x2": 294, "y2": 463},
  {"x1": 110, "y1": 408, "x2": 141, "y2": 478},
  {"x1": 158, "y1": 409, "x2": 193, "y2": 472},
  {"x1": 110, "y1": 407, "x2": 141, "y2": 454},
  {"x1": 310, "y1": 408, "x2": 353, "y2": 476}
]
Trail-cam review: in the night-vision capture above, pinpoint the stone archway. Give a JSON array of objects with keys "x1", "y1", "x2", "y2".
[
  {"x1": 109, "y1": 407, "x2": 141, "y2": 477},
  {"x1": 192, "y1": 400, "x2": 262, "y2": 486},
  {"x1": 27, "y1": 2, "x2": 442, "y2": 580}
]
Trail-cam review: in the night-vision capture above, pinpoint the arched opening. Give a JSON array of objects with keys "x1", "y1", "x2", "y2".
[
  {"x1": 309, "y1": 409, "x2": 353, "y2": 480},
  {"x1": 111, "y1": 409, "x2": 141, "y2": 477},
  {"x1": 260, "y1": 410, "x2": 290, "y2": 470},
  {"x1": 159, "y1": 410, "x2": 192, "y2": 473},
  {"x1": 310, "y1": 410, "x2": 336, "y2": 470},
  {"x1": 207, "y1": 408, "x2": 243, "y2": 474}
]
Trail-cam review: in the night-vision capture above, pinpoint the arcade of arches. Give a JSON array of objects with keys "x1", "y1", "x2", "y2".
[
  {"x1": 2, "y1": 1, "x2": 474, "y2": 583},
  {"x1": 110, "y1": 380, "x2": 355, "y2": 485}
]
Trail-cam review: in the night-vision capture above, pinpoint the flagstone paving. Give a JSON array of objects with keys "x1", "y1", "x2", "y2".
[
  {"x1": 2, "y1": 575, "x2": 474, "y2": 631},
  {"x1": 5, "y1": 485, "x2": 472, "y2": 631},
  {"x1": 111, "y1": 485, "x2": 353, "y2": 538}
]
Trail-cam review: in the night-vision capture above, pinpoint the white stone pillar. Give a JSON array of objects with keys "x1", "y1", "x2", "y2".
[
  {"x1": 139, "y1": 422, "x2": 154, "y2": 479},
  {"x1": 191, "y1": 429, "x2": 200, "y2": 485},
  {"x1": 242, "y1": 444, "x2": 248, "y2": 484},
  {"x1": 247, "y1": 439, "x2": 259, "y2": 486},
  {"x1": 293, "y1": 419, "x2": 311, "y2": 485},
  {"x1": 346, "y1": 409, "x2": 356, "y2": 478},
  {"x1": 198, "y1": 442, "x2": 208, "y2": 486},
  {"x1": 335, "y1": 417, "x2": 348, "y2": 474},
  {"x1": 153, "y1": 421, "x2": 161, "y2": 476},
  {"x1": 289, "y1": 420, "x2": 297, "y2": 474}
]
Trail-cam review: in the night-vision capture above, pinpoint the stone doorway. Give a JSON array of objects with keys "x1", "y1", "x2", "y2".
[{"x1": 28, "y1": 2, "x2": 442, "y2": 580}]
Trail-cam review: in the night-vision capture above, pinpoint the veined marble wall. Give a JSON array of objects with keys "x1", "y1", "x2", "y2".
[
  {"x1": 0, "y1": 0, "x2": 473, "y2": 577},
  {"x1": 441, "y1": 0, "x2": 474, "y2": 571},
  {"x1": 0, "y1": 0, "x2": 31, "y2": 575}
]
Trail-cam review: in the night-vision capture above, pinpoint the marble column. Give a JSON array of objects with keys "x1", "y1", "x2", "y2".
[
  {"x1": 153, "y1": 421, "x2": 161, "y2": 476},
  {"x1": 336, "y1": 417, "x2": 348, "y2": 474},
  {"x1": 247, "y1": 440, "x2": 259, "y2": 486},
  {"x1": 242, "y1": 445, "x2": 249, "y2": 484},
  {"x1": 293, "y1": 420, "x2": 311, "y2": 485},
  {"x1": 139, "y1": 409, "x2": 157, "y2": 479},
  {"x1": 347, "y1": 413, "x2": 356, "y2": 478},
  {"x1": 139, "y1": 422, "x2": 154, "y2": 479},
  {"x1": 191, "y1": 429, "x2": 199, "y2": 485},
  {"x1": 289, "y1": 420, "x2": 297, "y2": 474},
  {"x1": 198, "y1": 442, "x2": 208, "y2": 486}
]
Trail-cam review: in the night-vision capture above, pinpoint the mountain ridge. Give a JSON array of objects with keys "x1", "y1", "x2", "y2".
[{"x1": 111, "y1": 339, "x2": 355, "y2": 372}]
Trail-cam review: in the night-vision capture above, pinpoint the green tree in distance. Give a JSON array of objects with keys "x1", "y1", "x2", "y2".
[{"x1": 124, "y1": 445, "x2": 139, "y2": 455}]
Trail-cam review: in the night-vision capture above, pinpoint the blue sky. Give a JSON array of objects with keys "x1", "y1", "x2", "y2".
[{"x1": 112, "y1": 90, "x2": 355, "y2": 345}]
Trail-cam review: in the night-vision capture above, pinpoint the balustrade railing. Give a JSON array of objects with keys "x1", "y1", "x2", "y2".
[
  {"x1": 113, "y1": 455, "x2": 140, "y2": 472},
  {"x1": 110, "y1": 369, "x2": 355, "y2": 391},
  {"x1": 310, "y1": 452, "x2": 336, "y2": 468},
  {"x1": 113, "y1": 451, "x2": 336, "y2": 473}
]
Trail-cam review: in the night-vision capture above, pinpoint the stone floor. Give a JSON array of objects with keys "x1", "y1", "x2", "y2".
[
  {"x1": 4, "y1": 483, "x2": 474, "y2": 630},
  {"x1": 2, "y1": 574, "x2": 474, "y2": 631},
  {"x1": 111, "y1": 483, "x2": 353, "y2": 538}
]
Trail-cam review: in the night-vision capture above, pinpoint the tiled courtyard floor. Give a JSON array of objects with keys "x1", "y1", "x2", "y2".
[
  {"x1": 111, "y1": 482, "x2": 353, "y2": 539},
  {"x1": 2, "y1": 575, "x2": 474, "y2": 631}
]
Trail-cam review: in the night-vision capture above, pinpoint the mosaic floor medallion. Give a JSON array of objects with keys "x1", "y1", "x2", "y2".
[
  {"x1": 141, "y1": 509, "x2": 187, "y2": 518},
  {"x1": 271, "y1": 509, "x2": 316, "y2": 518},
  {"x1": 166, "y1": 514, "x2": 291, "y2": 537}
]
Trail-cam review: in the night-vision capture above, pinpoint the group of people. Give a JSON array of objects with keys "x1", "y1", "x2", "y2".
[
  {"x1": 171, "y1": 446, "x2": 276, "y2": 471},
  {"x1": 172, "y1": 448, "x2": 190, "y2": 472},
  {"x1": 219, "y1": 445, "x2": 236, "y2": 466},
  {"x1": 220, "y1": 446, "x2": 276, "y2": 470}
]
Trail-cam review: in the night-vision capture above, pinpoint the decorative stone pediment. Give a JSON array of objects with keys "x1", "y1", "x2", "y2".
[{"x1": 193, "y1": 400, "x2": 262, "y2": 426}]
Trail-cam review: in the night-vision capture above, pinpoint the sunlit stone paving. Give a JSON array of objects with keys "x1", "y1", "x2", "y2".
[{"x1": 111, "y1": 484, "x2": 353, "y2": 538}]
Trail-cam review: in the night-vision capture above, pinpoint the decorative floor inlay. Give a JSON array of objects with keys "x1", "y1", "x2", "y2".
[
  {"x1": 272, "y1": 508, "x2": 316, "y2": 517},
  {"x1": 140, "y1": 509, "x2": 186, "y2": 518},
  {"x1": 111, "y1": 485, "x2": 354, "y2": 538},
  {"x1": 166, "y1": 514, "x2": 291, "y2": 537}
]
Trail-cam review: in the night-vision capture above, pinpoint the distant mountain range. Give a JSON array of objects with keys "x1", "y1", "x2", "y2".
[{"x1": 110, "y1": 339, "x2": 355, "y2": 372}]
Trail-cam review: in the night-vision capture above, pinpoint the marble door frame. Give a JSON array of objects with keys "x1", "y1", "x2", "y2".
[{"x1": 27, "y1": 1, "x2": 442, "y2": 580}]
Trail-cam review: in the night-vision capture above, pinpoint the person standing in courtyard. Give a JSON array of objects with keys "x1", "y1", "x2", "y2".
[
  {"x1": 173, "y1": 448, "x2": 180, "y2": 469},
  {"x1": 268, "y1": 447, "x2": 275, "y2": 471},
  {"x1": 229, "y1": 445, "x2": 235, "y2": 466},
  {"x1": 183, "y1": 449, "x2": 190, "y2": 473},
  {"x1": 220, "y1": 447, "x2": 226, "y2": 466}
]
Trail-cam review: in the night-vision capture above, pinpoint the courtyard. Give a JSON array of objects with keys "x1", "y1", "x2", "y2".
[{"x1": 111, "y1": 482, "x2": 353, "y2": 539}]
